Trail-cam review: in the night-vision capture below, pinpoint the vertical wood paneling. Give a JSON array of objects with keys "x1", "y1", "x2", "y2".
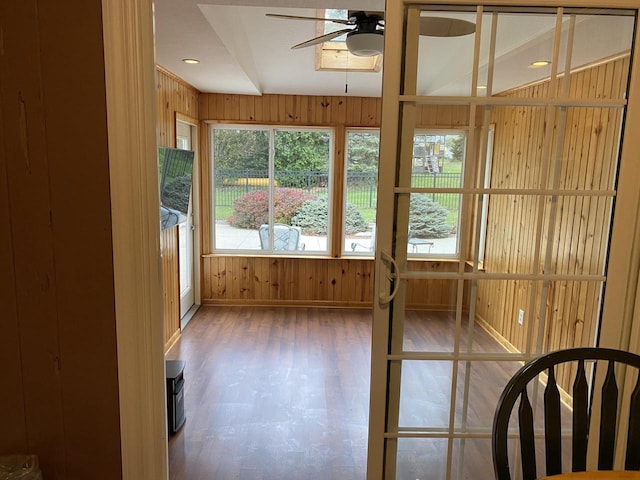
[
  {"x1": 476, "y1": 57, "x2": 629, "y2": 363},
  {"x1": 157, "y1": 67, "x2": 199, "y2": 147},
  {"x1": 1, "y1": 2, "x2": 123, "y2": 477},
  {"x1": 0, "y1": 114, "x2": 26, "y2": 453},
  {"x1": 201, "y1": 256, "x2": 461, "y2": 309},
  {"x1": 156, "y1": 67, "x2": 199, "y2": 348},
  {"x1": 2, "y1": 4, "x2": 66, "y2": 468}
]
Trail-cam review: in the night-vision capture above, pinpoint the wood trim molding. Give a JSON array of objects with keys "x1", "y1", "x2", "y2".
[
  {"x1": 102, "y1": 0, "x2": 168, "y2": 478},
  {"x1": 176, "y1": 112, "x2": 198, "y2": 126},
  {"x1": 202, "y1": 299, "x2": 373, "y2": 309},
  {"x1": 175, "y1": 112, "x2": 202, "y2": 312}
]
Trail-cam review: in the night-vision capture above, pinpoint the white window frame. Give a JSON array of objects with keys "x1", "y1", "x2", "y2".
[{"x1": 210, "y1": 124, "x2": 334, "y2": 255}]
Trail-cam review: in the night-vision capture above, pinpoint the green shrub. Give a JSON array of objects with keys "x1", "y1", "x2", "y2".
[
  {"x1": 344, "y1": 202, "x2": 369, "y2": 234},
  {"x1": 228, "y1": 188, "x2": 315, "y2": 229},
  {"x1": 292, "y1": 197, "x2": 368, "y2": 235},
  {"x1": 410, "y1": 194, "x2": 451, "y2": 238},
  {"x1": 161, "y1": 175, "x2": 191, "y2": 213}
]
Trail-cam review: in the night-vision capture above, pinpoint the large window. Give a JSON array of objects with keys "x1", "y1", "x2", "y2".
[
  {"x1": 344, "y1": 129, "x2": 466, "y2": 257},
  {"x1": 211, "y1": 125, "x2": 333, "y2": 254}
]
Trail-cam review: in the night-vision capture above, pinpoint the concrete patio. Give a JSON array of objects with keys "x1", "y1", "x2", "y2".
[{"x1": 213, "y1": 222, "x2": 457, "y2": 255}]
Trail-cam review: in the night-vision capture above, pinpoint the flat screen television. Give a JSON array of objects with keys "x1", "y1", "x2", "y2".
[{"x1": 158, "y1": 146, "x2": 195, "y2": 230}]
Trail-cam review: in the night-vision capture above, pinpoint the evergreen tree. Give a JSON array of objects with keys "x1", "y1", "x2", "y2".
[{"x1": 409, "y1": 195, "x2": 451, "y2": 238}]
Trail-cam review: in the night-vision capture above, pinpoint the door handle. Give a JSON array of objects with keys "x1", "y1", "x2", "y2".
[{"x1": 378, "y1": 250, "x2": 400, "y2": 305}]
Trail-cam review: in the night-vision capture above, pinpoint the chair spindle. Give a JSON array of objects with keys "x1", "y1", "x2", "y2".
[
  {"x1": 598, "y1": 361, "x2": 618, "y2": 470},
  {"x1": 572, "y1": 359, "x2": 589, "y2": 472},
  {"x1": 625, "y1": 371, "x2": 640, "y2": 470},
  {"x1": 519, "y1": 388, "x2": 537, "y2": 480},
  {"x1": 545, "y1": 366, "x2": 562, "y2": 475}
]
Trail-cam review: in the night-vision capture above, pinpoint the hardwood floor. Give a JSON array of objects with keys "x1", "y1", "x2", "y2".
[
  {"x1": 166, "y1": 307, "x2": 371, "y2": 480},
  {"x1": 165, "y1": 306, "x2": 543, "y2": 480}
]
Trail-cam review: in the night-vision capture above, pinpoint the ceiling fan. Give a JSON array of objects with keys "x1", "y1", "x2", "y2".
[{"x1": 266, "y1": 10, "x2": 476, "y2": 57}]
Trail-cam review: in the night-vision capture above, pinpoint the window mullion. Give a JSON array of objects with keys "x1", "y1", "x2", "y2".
[{"x1": 269, "y1": 128, "x2": 276, "y2": 253}]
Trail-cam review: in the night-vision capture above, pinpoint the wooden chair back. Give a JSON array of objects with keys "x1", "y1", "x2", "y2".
[{"x1": 492, "y1": 348, "x2": 640, "y2": 479}]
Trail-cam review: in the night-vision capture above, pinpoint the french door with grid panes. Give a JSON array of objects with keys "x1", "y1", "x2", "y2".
[{"x1": 367, "y1": 2, "x2": 640, "y2": 479}]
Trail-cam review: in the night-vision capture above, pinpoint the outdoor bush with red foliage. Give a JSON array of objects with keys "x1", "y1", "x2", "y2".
[{"x1": 228, "y1": 188, "x2": 316, "y2": 229}]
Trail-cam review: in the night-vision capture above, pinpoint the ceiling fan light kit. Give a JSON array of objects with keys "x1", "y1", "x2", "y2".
[{"x1": 346, "y1": 31, "x2": 384, "y2": 57}]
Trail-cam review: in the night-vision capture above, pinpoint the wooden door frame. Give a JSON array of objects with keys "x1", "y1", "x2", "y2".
[
  {"x1": 176, "y1": 112, "x2": 201, "y2": 324},
  {"x1": 102, "y1": 0, "x2": 169, "y2": 478}
]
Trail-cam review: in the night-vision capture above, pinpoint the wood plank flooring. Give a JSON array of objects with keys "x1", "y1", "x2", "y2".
[{"x1": 165, "y1": 306, "x2": 543, "y2": 480}]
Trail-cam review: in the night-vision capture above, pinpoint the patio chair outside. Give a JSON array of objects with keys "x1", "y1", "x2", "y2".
[
  {"x1": 351, "y1": 225, "x2": 376, "y2": 253},
  {"x1": 259, "y1": 223, "x2": 305, "y2": 251}
]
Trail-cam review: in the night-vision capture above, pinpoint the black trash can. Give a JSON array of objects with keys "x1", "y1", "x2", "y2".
[{"x1": 165, "y1": 359, "x2": 186, "y2": 434}]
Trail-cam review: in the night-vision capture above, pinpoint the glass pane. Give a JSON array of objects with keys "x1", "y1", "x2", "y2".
[
  {"x1": 416, "y1": 10, "x2": 477, "y2": 96},
  {"x1": 178, "y1": 222, "x2": 190, "y2": 294},
  {"x1": 213, "y1": 128, "x2": 269, "y2": 250},
  {"x1": 344, "y1": 130, "x2": 379, "y2": 255},
  {"x1": 408, "y1": 132, "x2": 465, "y2": 257},
  {"x1": 399, "y1": 360, "x2": 452, "y2": 429},
  {"x1": 470, "y1": 278, "x2": 540, "y2": 355},
  {"x1": 395, "y1": 438, "x2": 448, "y2": 480},
  {"x1": 402, "y1": 309, "x2": 458, "y2": 353},
  {"x1": 541, "y1": 281, "x2": 603, "y2": 350},
  {"x1": 488, "y1": 105, "x2": 547, "y2": 189},
  {"x1": 566, "y1": 14, "x2": 633, "y2": 100},
  {"x1": 544, "y1": 195, "x2": 613, "y2": 276},
  {"x1": 451, "y1": 439, "x2": 494, "y2": 480},
  {"x1": 454, "y1": 361, "x2": 524, "y2": 430},
  {"x1": 274, "y1": 129, "x2": 331, "y2": 253},
  {"x1": 480, "y1": 193, "x2": 543, "y2": 274},
  {"x1": 556, "y1": 107, "x2": 624, "y2": 191},
  {"x1": 470, "y1": 279, "x2": 603, "y2": 354},
  {"x1": 485, "y1": 12, "x2": 558, "y2": 96}
]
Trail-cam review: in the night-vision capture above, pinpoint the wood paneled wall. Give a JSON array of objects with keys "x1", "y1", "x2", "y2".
[
  {"x1": 156, "y1": 67, "x2": 199, "y2": 348},
  {"x1": 198, "y1": 92, "x2": 471, "y2": 308},
  {"x1": 1, "y1": 3, "x2": 122, "y2": 477},
  {"x1": 476, "y1": 57, "x2": 629, "y2": 358},
  {"x1": 202, "y1": 256, "x2": 465, "y2": 309}
]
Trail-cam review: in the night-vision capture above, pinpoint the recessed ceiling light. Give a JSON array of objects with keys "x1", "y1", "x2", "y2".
[
  {"x1": 530, "y1": 60, "x2": 550, "y2": 67},
  {"x1": 182, "y1": 58, "x2": 200, "y2": 64},
  {"x1": 477, "y1": 85, "x2": 487, "y2": 89}
]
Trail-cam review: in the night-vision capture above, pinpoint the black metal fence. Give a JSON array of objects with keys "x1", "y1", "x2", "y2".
[
  {"x1": 214, "y1": 169, "x2": 462, "y2": 211},
  {"x1": 411, "y1": 172, "x2": 462, "y2": 211}
]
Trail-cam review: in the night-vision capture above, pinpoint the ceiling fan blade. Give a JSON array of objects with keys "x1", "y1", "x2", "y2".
[
  {"x1": 291, "y1": 28, "x2": 353, "y2": 49},
  {"x1": 420, "y1": 17, "x2": 475, "y2": 37},
  {"x1": 266, "y1": 13, "x2": 351, "y2": 25}
]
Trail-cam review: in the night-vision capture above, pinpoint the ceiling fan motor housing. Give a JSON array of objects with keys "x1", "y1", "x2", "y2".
[
  {"x1": 346, "y1": 11, "x2": 384, "y2": 57},
  {"x1": 346, "y1": 30, "x2": 384, "y2": 57}
]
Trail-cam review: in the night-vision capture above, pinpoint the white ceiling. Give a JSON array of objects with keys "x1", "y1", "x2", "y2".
[{"x1": 153, "y1": 1, "x2": 635, "y2": 98}]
